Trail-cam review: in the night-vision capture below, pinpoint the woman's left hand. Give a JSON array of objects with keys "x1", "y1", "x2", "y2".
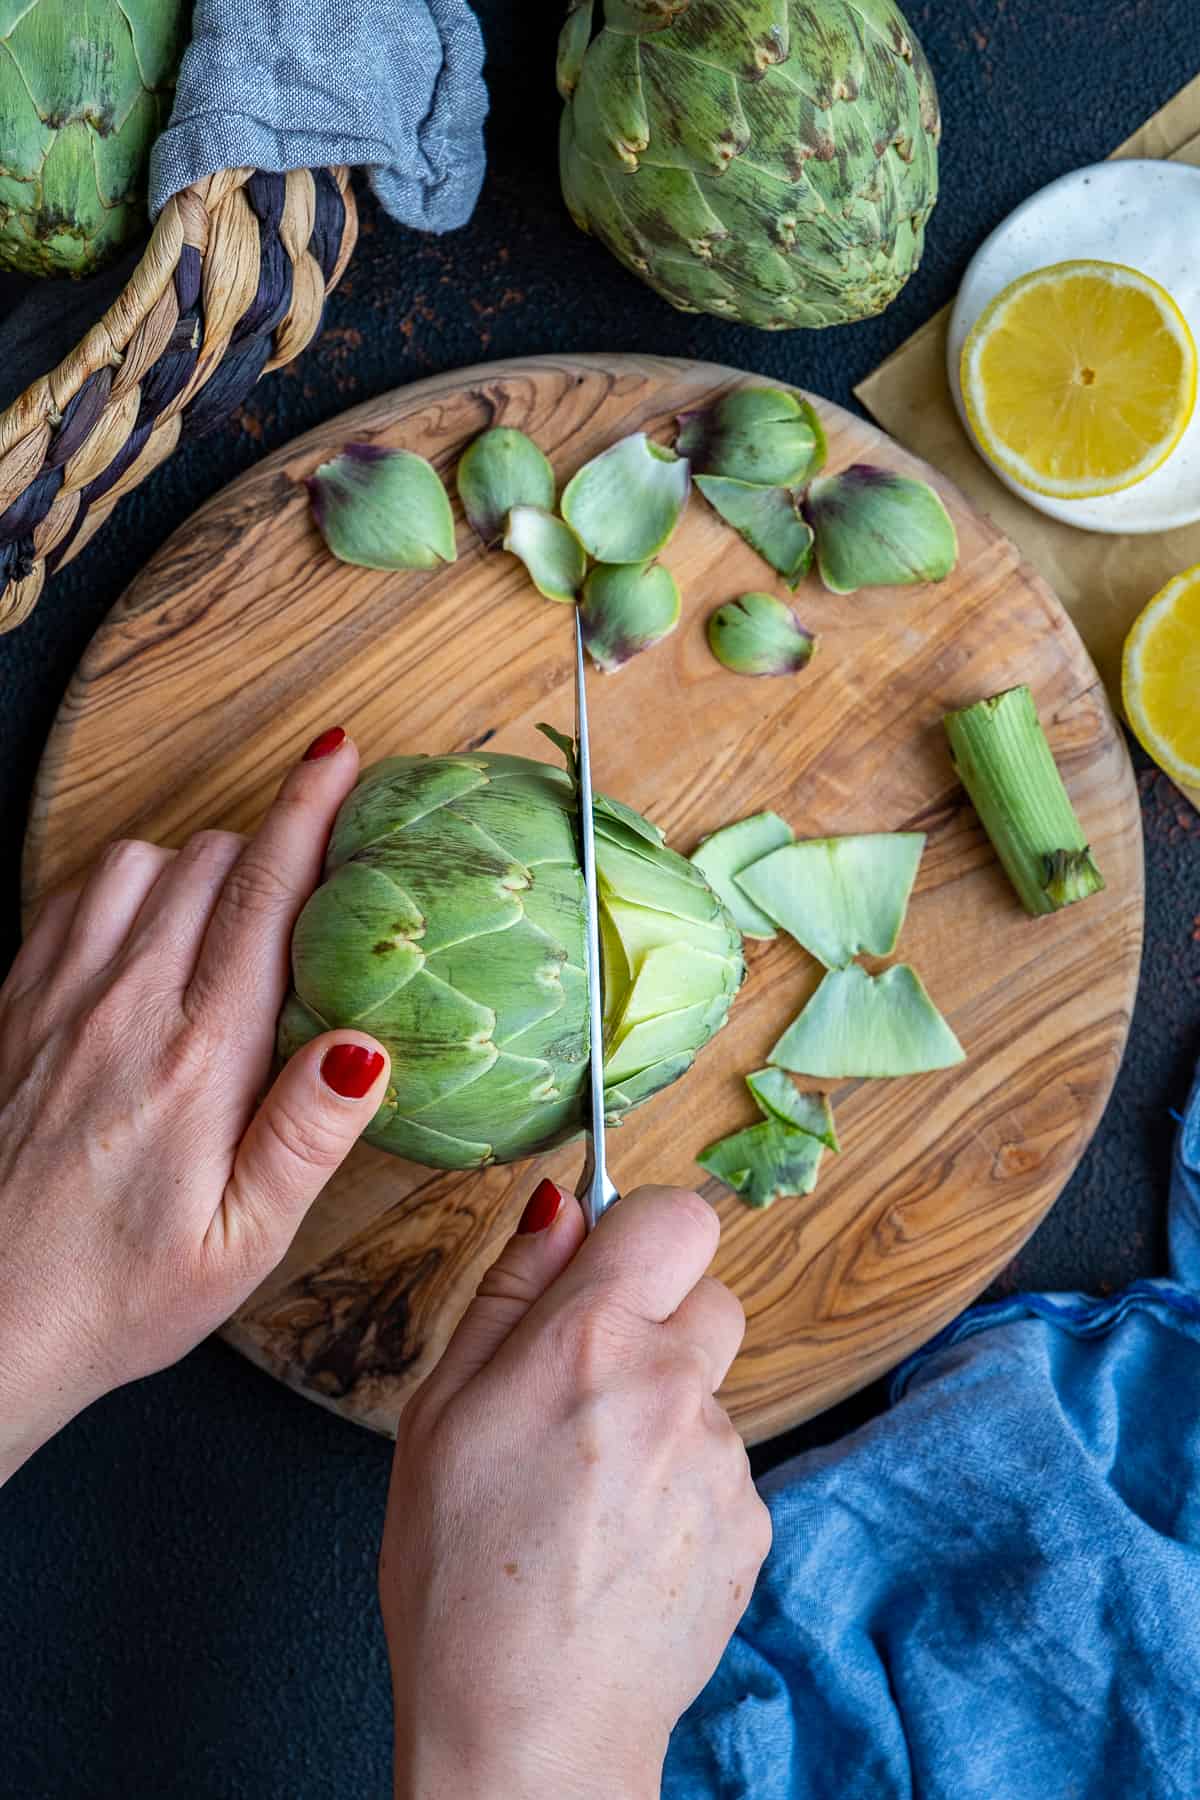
[{"x1": 0, "y1": 727, "x2": 390, "y2": 1483}]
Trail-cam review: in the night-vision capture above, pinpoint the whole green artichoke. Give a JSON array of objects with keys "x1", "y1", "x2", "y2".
[
  {"x1": 557, "y1": 0, "x2": 941, "y2": 330},
  {"x1": 278, "y1": 752, "x2": 745, "y2": 1170},
  {"x1": 0, "y1": 0, "x2": 190, "y2": 278}
]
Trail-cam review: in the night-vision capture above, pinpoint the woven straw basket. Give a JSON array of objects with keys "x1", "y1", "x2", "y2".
[{"x1": 0, "y1": 164, "x2": 358, "y2": 633}]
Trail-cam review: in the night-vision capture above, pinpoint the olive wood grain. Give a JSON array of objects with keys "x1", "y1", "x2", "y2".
[{"x1": 23, "y1": 355, "x2": 1144, "y2": 1444}]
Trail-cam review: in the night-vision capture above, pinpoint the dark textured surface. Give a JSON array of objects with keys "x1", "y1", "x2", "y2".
[{"x1": 2, "y1": 6, "x2": 1199, "y2": 1796}]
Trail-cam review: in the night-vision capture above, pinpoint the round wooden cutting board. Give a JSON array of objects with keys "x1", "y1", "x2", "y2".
[{"x1": 24, "y1": 355, "x2": 1144, "y2": 1444}]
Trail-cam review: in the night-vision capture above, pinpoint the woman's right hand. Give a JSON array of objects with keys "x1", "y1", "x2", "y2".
[{"x1": 379, "y1": 1180, "x2": 770, "y2": 1800}]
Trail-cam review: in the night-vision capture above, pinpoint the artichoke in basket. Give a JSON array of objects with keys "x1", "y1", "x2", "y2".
[
  {"x1": 0, "y1": 0, "x2": 191, "y2": 278},
  {"x1": 557, "y1": 0, "x2": 941, "y2": 330},
  {"x1": 278, "y1": 752, "x2": 745, "y2": 1170}
]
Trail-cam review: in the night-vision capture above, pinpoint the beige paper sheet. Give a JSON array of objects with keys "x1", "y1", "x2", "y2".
[{"x1": 857, "y1": 72, "x2": 1200, "y2": 803}]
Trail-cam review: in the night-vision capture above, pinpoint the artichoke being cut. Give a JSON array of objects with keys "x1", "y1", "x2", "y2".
[
  {"x1": 558, "y1": 0, "x2": 941, "y2": 330},
  {"x1": 690, "y1": 811, "x2": 794, "y2": 940},
  {"x1": 279, "y1": 752, "x2": 744, "y2": 1169},
  {"x1": 0, "y1": 0, "x2": 190, "y2": 277},
  {"x1": 738, "y1": 832, "x2": 925, "y2": 967},
  {"x1": 769, "y1": 962, "x2": 964, "y2": 1077}
]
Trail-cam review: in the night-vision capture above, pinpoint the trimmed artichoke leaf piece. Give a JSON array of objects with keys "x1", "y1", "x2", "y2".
[
  {"x1": 561, "y1": 434, "x2": 691, "y2": 564},
  {"x1": 677, "y1": 387, "x2": 826, "y2": 487},
  {"x1": 458, "y1": 428, "x2": 556, "y2": 546},
  {"x1": 690, "y1": 811, "x2": 794, "y2": 940},
  {"x1": 943, "y1": 685, "x2": 1105, "y2": 917},
  {"x1": 737, "y1": 833, "x2": 925, "y2": 968},
  {"x1": 707, "y1": 592, "x2": 815, "y2": 676},
  {"x1": 698, "y1": 1119, "x2": 824, "y2": 1210},
  {"x1": 504, "y1": 506, "x2": 587, "y2": 603},
  {"x1": 746, "y1": 1068, "x2": 839, "y2": 1152},
  {"x1": 580, "y1": 560, "x2": 682, "y2": 671},
  {"x1": 695, "y1": 478, "x2": 815, "y2": 587},
  {"x1": 595, "y1": 793, "x2": 665, "y2": 846},
  {"x1": 306, "y1": 444, "x2": 457, "y2": 571},
  {"x1": 769, "y1": 964, "x2": 966, "y2": 1078},
  {"x1": 805, "y1": 465, "x2": 957, "y2": 595}
]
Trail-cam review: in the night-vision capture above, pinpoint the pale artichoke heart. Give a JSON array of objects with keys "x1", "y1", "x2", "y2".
[{"x1": 279, "y1": 753, "x2": 743, "y2": 1171}]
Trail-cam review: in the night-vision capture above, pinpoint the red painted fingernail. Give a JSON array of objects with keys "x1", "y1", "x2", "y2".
[
  {"x1": 321, "y1": 1043, "x2": 385, "y2": 1098},
  {"x1": 518, "y1": 1178, "x2": 565, "y2": 1235},
  {"x1": 303, "y1": 726, "x2": 347, "y2": 762}
]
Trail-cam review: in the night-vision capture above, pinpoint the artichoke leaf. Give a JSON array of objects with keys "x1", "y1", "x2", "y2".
[
  {"x1": 738, "y1": 832, "x2": 925, "y2": 968},
  {"x1": 698, "y1": 1118, "x2": 823, "y2": 1208},
  {"x1": 769, "y1": 963, "x2": 965, "y2": 1078},
  {"x1": 745, "y1": 1067, "x2": 839, "y2": 1151},
  {"x1": 291, "y1": 863, "x2": 425, "y2": 1022},
  {"x1": 690, "y1": 811, "x2": 794, "y2": 939},
  {"x1": 458, "y1": 428, "x2": 556, "y2": 547}
]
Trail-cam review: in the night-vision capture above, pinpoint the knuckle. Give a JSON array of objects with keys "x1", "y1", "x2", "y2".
[
  {"x1": 549, "y1": 1290, "x2": 626, "y2": 1390},
  {"x1": 264, "y1": 1096, "x2": 347, "y2": 1171},
  {"x1": 219, "y1": 854, "x2": 294, "y2": 921},
  {"x1": 97, "y1": 837, "x2": 160, "y2": 881},
  {"x1": 183, "y1": 829, "x2": 244, "y2": 870}
]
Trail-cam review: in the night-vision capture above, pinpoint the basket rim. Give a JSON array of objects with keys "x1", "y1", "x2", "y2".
[{"x1": 0, "y1": 164, "x2": 355, "y2": 461}]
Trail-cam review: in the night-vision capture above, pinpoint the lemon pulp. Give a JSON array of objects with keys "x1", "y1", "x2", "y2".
[
  {"x1": 1122, "y1": 562, "x2": 1200, "y2": 788},
  {"x1": 961, "y1": 259, "x2": 1197, "y2": 500}
]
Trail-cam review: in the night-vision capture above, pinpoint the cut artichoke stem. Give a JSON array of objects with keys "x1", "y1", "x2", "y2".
[
  {"x1": 690, "y1": 811, "x2": 794, "y2": 940},
  {"x1": 677, "y1": 388, "x2": 826, "y2": 487},
  {"x1": 503, "y1": 506, "x2": 587, "y2": 602},
  {"x1": 706, "y1": 593, "x2": 816, "y2": 677},
  {"x1": 561, "y1": 433, "x2": 691, "y2": 564},
  {"x1": 698, "y1": 1119, "x2": 824, "y2": 1210},
  {"x1": 745, "y1": 1068, "x2": 839, "y2": 1152},
  {"x1": 769, "y1": 964, "x2": 966, "y2": 1079},
  {"x1": 579, "y1": 560, "x2": 681, "y2": 671},
  {"x1": 695, "y1": 479, "x2": 814, "y2": 588},
  {"x1": 280, "y1": 752, "x2": 743, "y2": 1170},
  {"x1": 943, "y1": 685, "x2": 1105, "y2": 917},
  {"x1": 457, "y1": 428, "x2": 557, "y2": 547},
  {"x1": 306, "y1": 444, "x2": 457, "y2": 571},
  {"x1": 804, "y1": 465, "x2": 957, "y2": 595},
  {"x1": 738, "y1": 833, "x2": 926, "y2": 969}
]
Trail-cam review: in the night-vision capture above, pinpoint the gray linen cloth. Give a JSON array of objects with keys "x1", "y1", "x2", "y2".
[{"x1": 149, "y1": 0, "x2": 488, "y2": 233}]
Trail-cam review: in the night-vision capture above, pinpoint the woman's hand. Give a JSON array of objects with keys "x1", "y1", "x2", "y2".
[
  {"x1": 0, "y1": 728, "x2": 389, "y2": 1483},
  {"x1": 380, "y1": 1181, "x2": 771, "y2": 1800}
]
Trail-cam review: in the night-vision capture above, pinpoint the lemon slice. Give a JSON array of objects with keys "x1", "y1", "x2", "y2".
[
  {"x1": 961, "y1": 260, "x2": 1197, "y2": 499},
  {"x1": 1123, "y1": 563, "x2": 1200, "y2": 788}
]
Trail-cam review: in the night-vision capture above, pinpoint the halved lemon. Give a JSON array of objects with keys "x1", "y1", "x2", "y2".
[
  {"x1": 961, "y1": 260, "x2": 1197, "y2": 500},
  {"x1": 1122, "y1": 563, "x2": 1200, "y2": 789}
]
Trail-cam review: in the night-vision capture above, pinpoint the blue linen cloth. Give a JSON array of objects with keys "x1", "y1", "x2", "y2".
[
  {"x1": 149, "y1": 0, "x2": 488, "y2": 234},
  {"x1": 665, "y1": 1065, "x2": 1200, "y2": 1799}
]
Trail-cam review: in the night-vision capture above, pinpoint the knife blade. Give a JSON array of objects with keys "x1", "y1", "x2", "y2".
[{"x1": 573, "y1": 609, "x2": 621, "y2": 1233}]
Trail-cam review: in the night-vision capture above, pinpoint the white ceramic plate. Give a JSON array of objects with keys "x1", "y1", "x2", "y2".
[{"x1": 948, "y1": 159, "x2": 1200, "y2": 535}]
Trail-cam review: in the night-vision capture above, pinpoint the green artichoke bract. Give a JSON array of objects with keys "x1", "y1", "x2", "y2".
[
  {"x1": 558, "y1": 0, "x2": 941, "y2": 330},
  {"x1": 0, "y1": 0, "x2": 190, "y2": 278},
  {"x1": 279, "y1": 752, "x2": 744, "y2": 1170}
]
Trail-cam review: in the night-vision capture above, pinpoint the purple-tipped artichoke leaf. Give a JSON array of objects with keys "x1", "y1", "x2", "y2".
[
  {"x1": 457, "y1": 428, "x2": 556, "y2": 546},
  {"x1": 806, "y1": 464, "x2": 958, "y2": 595},
  {"x1": 676, "y1": 386, "x2": 825, "y2": 487},
  {"x1": 504, "y1": 505, "x2": 586, "y2": 602},
  {"x1": 695, "y1": 475, "x2": 814, "y2": 585},
  {"x1": 706, "y1": 592, "x2": 815, "y2": 677},
  {"x1": 561, "y1": 433, "x2": 691, "y2": 563},
  {"x1": 580, "y1": 559, "x2": 681, "y2": 671},
  {"x1": 306, "y1": 443, "x2": 457, "y2": 571}
]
